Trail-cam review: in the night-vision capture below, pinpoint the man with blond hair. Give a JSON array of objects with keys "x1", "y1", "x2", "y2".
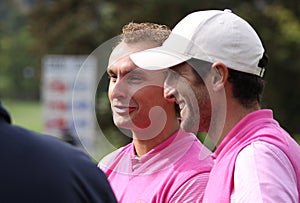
[{"x1": 99, "y1": 22, "x2": 213, "y2": 203}]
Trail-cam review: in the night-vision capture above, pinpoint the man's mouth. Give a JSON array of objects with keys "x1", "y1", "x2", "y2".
[
  {"x1": 112, "y1": 105, "x2": 136, "y2": 115},
  {"x1": 176, "y1": 100, "x2": 185, "y2": 110}
]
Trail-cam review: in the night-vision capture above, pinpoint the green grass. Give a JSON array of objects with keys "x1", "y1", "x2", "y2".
[{"x1": 2, "y1": 99, "x2": 43, "y2": 133}]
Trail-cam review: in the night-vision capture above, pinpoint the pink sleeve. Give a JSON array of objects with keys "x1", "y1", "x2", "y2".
[
  {"x1": 231, "y1": 141, "x2": 298, "y2": 203},
  {"x1": 169, "y1": 172, "x2": 209, "y2": 203}
]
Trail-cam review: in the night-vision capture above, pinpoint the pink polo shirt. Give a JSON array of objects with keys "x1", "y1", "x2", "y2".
[
  {"x1": 99, "y1": 129, "x2": 213, "y2": 203},
  {"x1": 203, "y1": 109, "x2": 300, "y2": 203},
  {"x1": 231, "y1": 141, "x2": 298, "y2": 202}
]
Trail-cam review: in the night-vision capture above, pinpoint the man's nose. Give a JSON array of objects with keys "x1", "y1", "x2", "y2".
[
  {"x1": 109, "y1": 78, "x2": 128, "y2": 100},
  {"x1": 164, "y1": 71, "x2": 179, "y2": 100}
]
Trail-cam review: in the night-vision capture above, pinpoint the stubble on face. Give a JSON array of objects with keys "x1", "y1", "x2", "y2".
[{"x1": 168, "y1": 63, "x2": 212, "y2": 133}]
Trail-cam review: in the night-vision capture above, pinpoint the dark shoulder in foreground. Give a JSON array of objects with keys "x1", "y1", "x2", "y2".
[{"x1": 0, "y1": 116, "x2": 117, "y2": 203}]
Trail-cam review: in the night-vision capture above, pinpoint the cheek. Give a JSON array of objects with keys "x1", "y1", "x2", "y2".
[
  {"x1": 108, "y1": 86, "x2": 113, "y2": 101},
  {"x1": 132, "y1": 86, "x2": 165, "y2": 106},
  {"x1": 175, "y1": 78, "x2": 193, "y2": 97}
]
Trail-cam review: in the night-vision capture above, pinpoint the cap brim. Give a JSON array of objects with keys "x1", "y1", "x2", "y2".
[{"x1": 130, "y1": 47, "x2": 191, "y2": 70}]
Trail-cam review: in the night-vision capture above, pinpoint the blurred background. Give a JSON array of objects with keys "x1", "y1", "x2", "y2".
[{"x1": 1, "y1": 0, "x2": 299, "y2": 155}]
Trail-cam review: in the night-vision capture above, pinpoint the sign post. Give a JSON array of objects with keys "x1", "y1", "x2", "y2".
[{"x1": 42, "y1": 55, "x2": 97, "y2": 151}]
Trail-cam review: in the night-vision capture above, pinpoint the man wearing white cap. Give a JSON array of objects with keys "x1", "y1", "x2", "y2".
[{"x1": 130, "y1": 9, "x2": 300, "y2": 202}]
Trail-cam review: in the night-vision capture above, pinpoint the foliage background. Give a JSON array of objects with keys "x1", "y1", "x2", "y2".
[{"x1": 0, "y1": 0, "x2": 299, "y2": 147}]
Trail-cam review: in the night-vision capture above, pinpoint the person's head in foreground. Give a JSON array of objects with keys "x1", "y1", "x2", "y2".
[
  {"x1": 107, "y1": 22, "x2": 179, "y2": 154},
  {"x1": 130, "y1": 9, "x2": 268, "y2": 145}
]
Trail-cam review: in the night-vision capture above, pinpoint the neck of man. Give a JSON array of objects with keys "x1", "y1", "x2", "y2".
[
  {"x1": 215, "y1": 99, "x2": 261, "y2": 146},
  {"x1": 132, "y1": 117, "x2": 180, "y2": 157}
]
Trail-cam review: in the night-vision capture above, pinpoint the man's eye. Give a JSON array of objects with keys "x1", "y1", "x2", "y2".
[
  {"x1": 128, "y1": 76, "x2": 141, "y2": 81},
  {"x1": 108, "y1": 74, "x2": 117, "y2": 82},
  {"x1": 127, "y1": 75, "x2": 144, "y2": 84}
]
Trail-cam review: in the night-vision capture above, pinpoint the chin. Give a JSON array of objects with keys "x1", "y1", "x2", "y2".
[{"x1": 113, "y1": 119, "x2": 133, "y2": 129}]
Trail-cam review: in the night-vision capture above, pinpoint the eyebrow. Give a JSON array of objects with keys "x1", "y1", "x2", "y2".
[
  {"x1": 107, "y1": 68, "x2": 115, "y2": 76},
  {"x1": 107, "y1": 67, "x2": 148, "y2": 76}
]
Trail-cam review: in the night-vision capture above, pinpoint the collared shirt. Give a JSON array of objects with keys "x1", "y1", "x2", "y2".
[
  {"x1": 99, "y1": 129, "x2": 213, "y2": 203},
  {"x1": 203, "y1": 109, "x2": 300, "y2": 203},
  {"x1": 231, "y1": 141, "x2": 298, "y2": 202}
]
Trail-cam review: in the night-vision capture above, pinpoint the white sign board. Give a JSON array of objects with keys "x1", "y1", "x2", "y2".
[{"x1": 42, "y1": 55, "x2": 97, "y2": 149}]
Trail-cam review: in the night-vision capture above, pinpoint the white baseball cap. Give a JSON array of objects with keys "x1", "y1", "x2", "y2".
[{"x1": 130, "y1": 9, "x2": 266, "y2": 77}]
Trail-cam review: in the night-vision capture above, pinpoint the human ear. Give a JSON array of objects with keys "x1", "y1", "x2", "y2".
[{"x1": 211, "y1": 62, "x2": 228, "y2": 91}]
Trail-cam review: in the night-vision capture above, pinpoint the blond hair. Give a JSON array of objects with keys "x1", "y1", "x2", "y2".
[{"x1": 121, "y1": 22, "x2": 171, "y2": 45}]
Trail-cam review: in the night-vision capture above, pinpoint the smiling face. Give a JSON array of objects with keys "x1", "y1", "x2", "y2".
[
  {"x1": 108, "y1": 42, "x2": 176, "y2": 131},
  {"x1": 167, "y1": 62, "x2": 212, "y2": 133}
]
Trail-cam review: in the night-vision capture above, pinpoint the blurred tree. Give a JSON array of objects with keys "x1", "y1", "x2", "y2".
[
  {"x1": 261, "y1": 4, "x2": 300, "y2": 134},
  {"x1": 0, "y1": 0, "x2": 39, "y2": 100},
  {"x1": 28, "y1": 0, "x2": 107, "y2": 55}
]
